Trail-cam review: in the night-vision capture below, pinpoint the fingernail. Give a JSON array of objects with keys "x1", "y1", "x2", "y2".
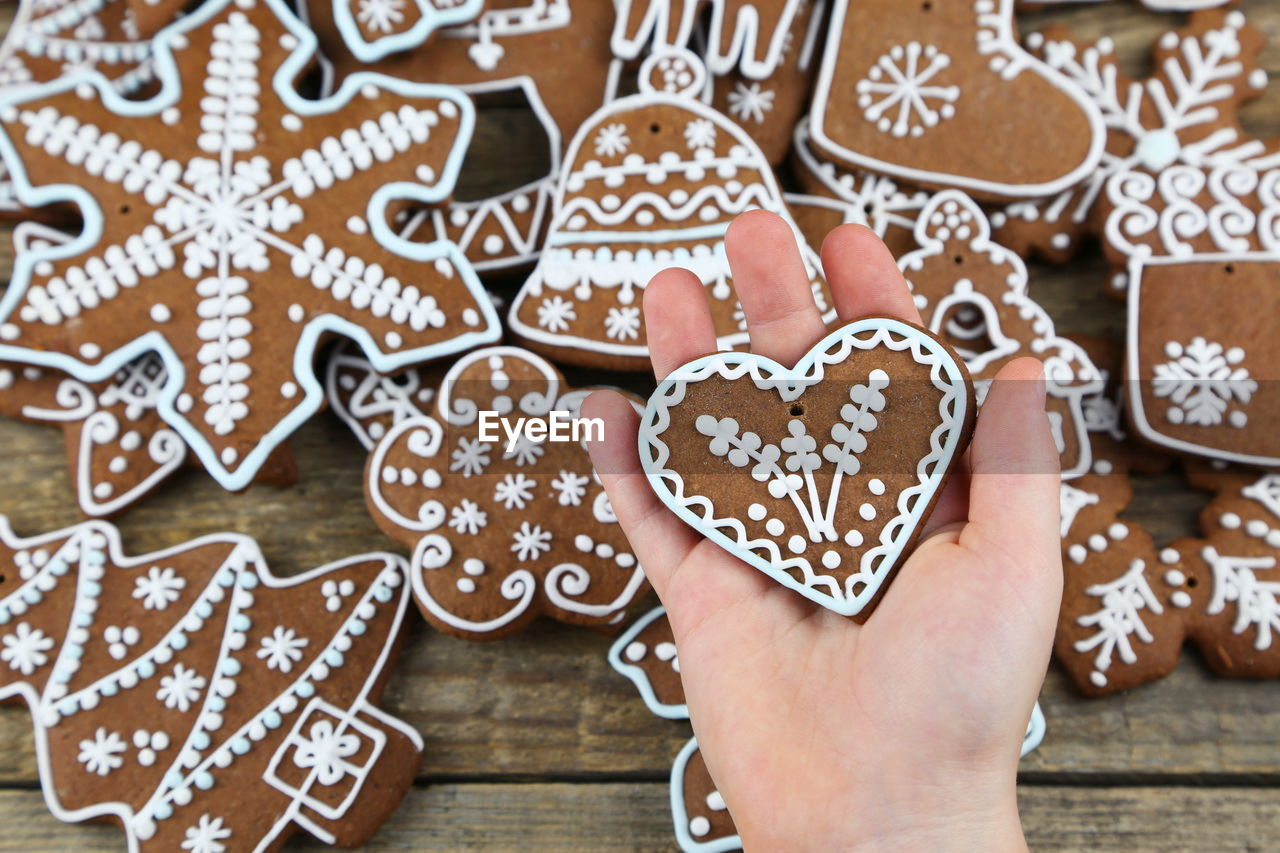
[{"x1": 1033, "y1": 364, "x2": 1047, "y2": 405}]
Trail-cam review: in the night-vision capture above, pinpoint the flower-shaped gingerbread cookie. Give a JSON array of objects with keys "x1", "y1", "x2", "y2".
[
  {"x1": 365, "y1": 346, "x2": 650, "y2": 640},
  {"x1": 0, "y1": 0, "x2": 501, "y2": 493},
  {"x1": 898, "y1": 191, "x2": 1104, "y2": 479},
  {"x1": 0, "y1": 515, "x2": 420, "y2": 850}
]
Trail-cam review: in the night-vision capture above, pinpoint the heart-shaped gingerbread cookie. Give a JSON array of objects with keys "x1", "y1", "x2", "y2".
[{"x1": 639, "y1": 317, "x2": 975, "y2": 617}]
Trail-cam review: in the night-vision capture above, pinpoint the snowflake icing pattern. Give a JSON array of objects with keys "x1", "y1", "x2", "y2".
[
  {"x1": 494, "y1": 473, "x2": 536, "y2": 510},
  {"x1": 511, "y1": 521, "x2": 552, "y2": 561},
  {"x1": 448, "y1": 498, "x2": 488, "y2": 534},
  {"x1": 182, "y1": 814, "x2": 232, "y2": 853},
  {"x1": 727, "y1": 81, "x2": 773, "y2": 124},
  {"x1": 536, "y1": 295, "x2": 576, "y2": 332},
  {"x1": 77, "y1": 727, "x2": 127, "y2": 776},
  {"x1": 550, "y1": 470, "x2": 589, "y2": 506},
  {"x1": 356, "y1": 0, "x2": 405, "y2": 33},
  {"x1": 594, "y1": 122, "x2": 630, "y2": 157},
  {"x1": 726, "y1": 81, "x2": 775, "y2": 124},
  {"x1": 156, "y1": 662, "x2": 207, "y2": 712},
  {"x1": 604, "y1": 306, "x2": 641, "y2": 341},
  {"x1": 0, "y1": 622, "x2": 54, "y2": 676},
  {"x1": 450, "y1": 437, "x2": 492, "y2": 477},
  {"x1": 256, "y1": 625, "x2": 308, "y2": 672},
  {"x1": 856, "y1": 43, "x2": 959, "y2": 138},
  {"x1": 1152, "y1": 337, "x2": 1255, "y2": 427},
  {"x1": 684, "y1": 118, "x2": 717, "y2": 150},
  {"x1": 0, "y1": 0, "x2": 495, "y2": 491},
  {"x1": 133, "y1": 565, "x2": 186, "y2": 610}
]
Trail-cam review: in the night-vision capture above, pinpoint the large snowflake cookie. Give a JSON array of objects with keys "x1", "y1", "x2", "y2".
[
  {"x1": 898, "y1": 191, "x2": 1104, "y2": 479},
  {"x1": 508, "y1": 49, "x2": 832, "y2": 371},
  {"x1": 808, "y1": 0, "x2": 1106, "y2": 201},
  {"x1": 992, "y1": 9, "x2": 1273, "y2": 264},
  {"x1": 639, "y1": 316, "x2": 975, "y2": 618},
  {"x1": 0, "y1": 0, "x2": 501, "y2": 492},
  {"x1": 0, "y1": 515, "x2": 421, "y2": 850},
  {"x1": 364, "y1": 346, "x2": 650, "y2": 640}
]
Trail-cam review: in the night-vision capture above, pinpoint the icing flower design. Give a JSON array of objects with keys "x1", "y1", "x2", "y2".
[
  {"x1": 1, "y1": 622, "x2": 54, "y2": 676},
  {"x1": 182, "y1": 814, "x2": 231, "y2": 853},
  {"x1": 257, "y1": 626, "x2": 308, "y2": 673},
  {"x1": 77, "y1": 728, "x2": 127, "y2": 776},
  {"x1": 594, "y1": 122, "x2": 630, "y2": 157},
  {"x1": 364, "y1": 347, "x2": 647, "y2": 639},
  {"x1": 292, "y1": 720, "x2": 361, "y2": 787},
  {"x1": 156, "y1": 663, "x2": 208, "y2": 712},
  {"x1": 133, "y1": 565, "x2": 186, "y2": 610}
]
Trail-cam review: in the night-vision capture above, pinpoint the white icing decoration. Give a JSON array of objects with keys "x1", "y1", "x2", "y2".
[
  {"x1": 640, "y1": 318, "x2": 969, "y2": 615},
  {"x1": 1074, "y1": 559, "x2": 1163, "y2": 687}
]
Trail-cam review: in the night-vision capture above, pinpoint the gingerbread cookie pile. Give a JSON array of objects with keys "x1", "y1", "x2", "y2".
[{"x1": 0, "y1": 0, "x2": 1275, "y2": 848}]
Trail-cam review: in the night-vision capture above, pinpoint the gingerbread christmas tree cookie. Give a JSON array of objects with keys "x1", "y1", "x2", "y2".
[
  {"x1": 0, "y1": 515, "x2": 421, "y2": 850},
  {"x1": 0, "y1": 0, "x2": 501, "y2": 493}
]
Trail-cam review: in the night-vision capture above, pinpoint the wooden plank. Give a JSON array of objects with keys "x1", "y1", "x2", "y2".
[{"x1": 0, "y1": 783, "x2": 1277, "y2": 851}]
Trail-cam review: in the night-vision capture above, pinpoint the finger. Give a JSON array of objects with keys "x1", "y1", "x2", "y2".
[
  {"x1": 725, "y1": 209, "x2": 827, "y2": 366},
  {"x1": 961, "y1": 358, "x2": 1061, "y2": 599},
  {"x1": 582, "y1": 389, "x2": 703, "y2": 599},
  {"x1": 820, "y1": 224, "x2": 922, "y2": 324},
  {"x1": 644, "y1": 267, "x2": 718, "y2": 380}
]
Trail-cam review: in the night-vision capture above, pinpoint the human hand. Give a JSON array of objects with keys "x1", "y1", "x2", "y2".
[{"x1": 583, "y1": 211, "x2": 1061, "y2": 851}]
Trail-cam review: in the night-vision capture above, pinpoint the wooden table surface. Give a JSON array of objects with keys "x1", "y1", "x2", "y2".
[{"x1": 1, "y1": 1, "x2": 1279, "y2": 850}]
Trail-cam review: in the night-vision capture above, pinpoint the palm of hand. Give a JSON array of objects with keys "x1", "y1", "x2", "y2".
[{"x1": 585, "y1": 212, "x2": 1060, "y2": 851}]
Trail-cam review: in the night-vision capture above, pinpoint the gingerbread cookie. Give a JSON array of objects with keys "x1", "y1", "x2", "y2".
[
  {"x1": 364, "y1": 346, "x2": 650, "y2": 639},
  {"x1": 898, "y1": 191, "x2": 1103, "y2": 479},
  {"x1": 0, "y1": 514, "x2": 420, "y2": 850},
  {"x1": 639, "y1": 316, "x2": 975, "y2": 618},
  {"x1": 612, "y1": 0, "x2": 808, "y2": 80},
  {"x1": 325, "y1": 340, "x2": 441, "y2": 451},
  {"x1": 324, "y1": 0, "x2": 486, "y2": 63},
  {"x1": 305, "y1": 0, "x2": 622, "y2": 273},
  {"x1": 0, "y1": 0, "x2": 502, "y2": 493},
  {"x1": 508, "y1": 49, "x2": 832, "y2": 371},
  {"x1": 791, "y1": 120, "x2": 930, "y2": 258},
  {"x1": 1105, "y1": 162, "x2": 1279, "y2": 467},
  {"x1": 0, "y1": 0, "x2": 185, "y2": 219},
  {"x1": 608, "y1": 605, "x2": 685, "y2": 719},
  {"x1": 708, "y1": 0, "x2": 827, "y2": 165},
  {"x1": 0, "y1": 223, "x2": 301, "y2": 517},
  {"x1": 808, "y1": 0, "x2": 1105, "y2": 201},
  {"x1": 991, "y1": 9, "x2": 1272, "y2": 265}
]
